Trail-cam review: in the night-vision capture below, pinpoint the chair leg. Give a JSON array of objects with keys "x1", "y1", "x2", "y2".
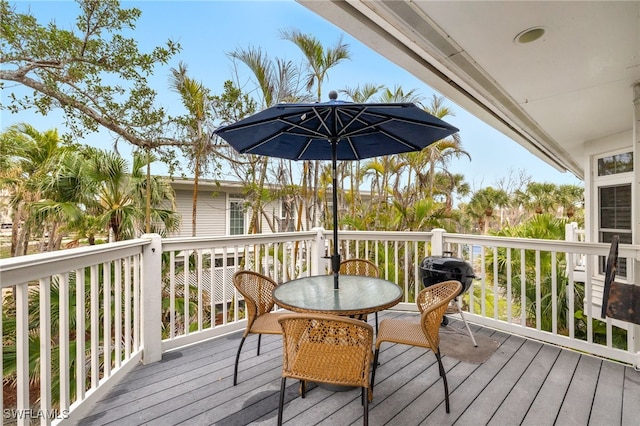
[
  {"x1": 278, "y1": 377, "x2": 286, "y2": 426},
  {"x1": 435, "y1": 348, "x2": 450, "y2": 413},
  {"x1": 374, "y1": 312, "x2": 379, "y2": 335},
  {"x1": 363, "y1": 386, "x2": 369, "y2": 426},
  {"x1": 371, "y1": 348, "x2": 380, "y2": 390},
  {"x1": 233, "y1": 335, "x2": 247, "y2": 386},
  {"x1": 256, "y1": 333, "x2": 262, "y2": 355}
]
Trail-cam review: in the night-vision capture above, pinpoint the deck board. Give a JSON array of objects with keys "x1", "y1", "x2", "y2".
[
  {"x1": 80, "y1": 311, "x2": 640, "y2": 426},
  {"x1": 487, "y1": 343, "x2": 561, "y2": 425}
]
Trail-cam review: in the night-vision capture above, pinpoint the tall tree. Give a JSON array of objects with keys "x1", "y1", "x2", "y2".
[
  {"x1": 0, "y1": 124, "x2": 68, "y2": 255},
  {"x1": 516, "y1": 182, "x2": 559, "y2": 215},
  {"x1": 169, "y1": 62, "x2": 217, "y2": 237},
  {"x1": 279, "y1": 28, "x2": 351, "y2": 228},
  {"x1": 556, "y1": 184, "x2": 584, "y2": 219},
  {"x1": 467, "y1": 187, "x2": 510, "y2": 234},
  {"x1": 339, "y1": 83, "x2": 385, "y2": 216},
  {"x1": 0, "y1": 0, "x2": 183, "y2": 230},
  {"x1": 420, "y1": 95, "x2": 469, "y2": 196},
  {"x1": 83, "y1": 149, "x2": 179, "y2": 241},
  {"x1": 228, "y1": 46, "x2": 305, "y2": 233}
]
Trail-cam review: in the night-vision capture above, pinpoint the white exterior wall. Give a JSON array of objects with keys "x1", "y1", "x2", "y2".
[
  {"x1": 583, "y1": 130, "x2": 634, "y2": 244},
  {"x1": 172, "y1": 187, "x2": 227, "y2": 237},
  {"x1": 169, "y1": 180, "x2": 311, "y2": 237}
]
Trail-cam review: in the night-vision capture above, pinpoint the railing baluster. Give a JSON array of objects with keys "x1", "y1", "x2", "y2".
[
  {"x1": 76, "y1": 267, "x2": 86, "y2": 402},
  {"x1": 197, "y1": 248, "x2": 203, "y2": 331},
  {"x1": 124, "y1": 257, "x2": 131, "y2": 358},
  {"x1": 181, "y1": 251, "x2": 189, "y2": 336},
  {"x1": 585, "y1": 254, "x2": 593, "y2": 343},
  {"x1": 39, "y1": 277, "x2": 51, "y2": 425},
  {"x1": 115, "y1": 259, "x2": 122, "y2": 368},
  {"x1": 506, "y1": 248, "x2": 513, "y2": 322},
  {"x1": 16, "y1": 282, "x2": 29, "y2": 426},
  {"x1": 520, "y1": 249, "x2": 526, "y2": 326},
  {"x1": 103, "y1": 261, "x2": 112, "y2": 378},
  {"x1": 535, "y1": 251, "x2": 542, "y2": 331},
  {"x1": 169, "y1": 252, "x2": 175, "y2": 338},
  {"x1": 133, "y1": 255, "x2": 140, "y2": 350},
  {"x1": 90, "y1": 264, "x2": 99, "y2": 389},
  {"x1": 551, "y1": 252, "x2": 558, "y2": 334},
  {"x1": 58, "y1": 273, "x2": 70, "y2": 412},
  {"x1": 493, "y1": 246, "x2": 499, "y2": 319}
]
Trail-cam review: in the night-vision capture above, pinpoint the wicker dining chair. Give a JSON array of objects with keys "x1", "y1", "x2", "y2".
[
  {"x1": 277, "y1": 313, "x2": 374, "y2": 426},
  {"x1": 371, "y1": 280, "x2": 461, "y2": 413},
  {"x1": 339, "y1": 258, "x2": 380, "y2": 334},
  {"x1": 232, "y1": 270, "x2": 283, "y2": 386}
]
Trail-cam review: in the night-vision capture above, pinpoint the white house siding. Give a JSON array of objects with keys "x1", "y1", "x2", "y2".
[{"x1": 172, "y1": 187, "x2": 226, "y2": 237}]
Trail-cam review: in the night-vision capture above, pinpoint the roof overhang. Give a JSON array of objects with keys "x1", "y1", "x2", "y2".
[{"x1": 298, "y1": 1, "x2": 640, "y2": 180}]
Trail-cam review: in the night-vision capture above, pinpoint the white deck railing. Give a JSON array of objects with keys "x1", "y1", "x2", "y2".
[{"x1": 1, "y1": 228, "x2": 639, "y2": 424}]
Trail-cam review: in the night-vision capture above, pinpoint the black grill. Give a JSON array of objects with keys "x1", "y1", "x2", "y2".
[{"x1": 419, "y1": 251, "x2": 475, "y2": 296}]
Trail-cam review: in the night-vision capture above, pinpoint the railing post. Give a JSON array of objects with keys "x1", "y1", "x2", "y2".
[
  {"x1": 311, "y1": 227, "x2": 326, "y2": 276},
  {"x1": 141, "y1": 234, "x2": 162, "y2": 364},
  {"x1": 565, "y1": 222, "x2": 577, "y2": 242},
  {"x1": 431, "y1": 228, "x2": 445, "y2": 255}
]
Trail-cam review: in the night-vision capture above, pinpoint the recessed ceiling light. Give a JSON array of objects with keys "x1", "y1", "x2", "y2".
[{"x1": 515, "y1": 27, "x2": 546, "y2": 44}]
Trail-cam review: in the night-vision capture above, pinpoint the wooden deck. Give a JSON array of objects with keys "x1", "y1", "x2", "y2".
[{"x1": 80, "y1": 311, "x2": 640, "y2": 425}]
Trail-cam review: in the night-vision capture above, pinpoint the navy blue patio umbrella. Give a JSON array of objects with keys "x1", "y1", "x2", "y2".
[{"x1": 213, "y1": 91, "x2": 459, "y2": 289}]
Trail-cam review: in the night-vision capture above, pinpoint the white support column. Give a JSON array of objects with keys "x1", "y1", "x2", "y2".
[
  {"x1": 431, "y1": 228, "x2": 446, "y2": 256},
  {"x1": 630, "y1": 82, "x2": 640, "y2": 361},
  {"x1": 141, "y1": 234, "x2": 163, "y2": 364}
]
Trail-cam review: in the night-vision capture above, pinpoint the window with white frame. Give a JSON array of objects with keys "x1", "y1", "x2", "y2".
[
  {"x1": 595, "y1": 151, "x2": 633, "y2": 277},
  {"x1": 229, "y1": 199, "x2": 245, "y2": 235}
]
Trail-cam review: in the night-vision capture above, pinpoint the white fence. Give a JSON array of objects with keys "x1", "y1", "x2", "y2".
[{"x1": 1, "y1": 228, "x2": 639, "y2": 424}]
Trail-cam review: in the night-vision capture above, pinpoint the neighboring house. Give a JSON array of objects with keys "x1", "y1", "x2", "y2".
[
  {"x1": 298, "y1": 1, "x2": 639, "y2": 322},
  {"x1": 168, "y1": 177, "x2": 303, "y2": 238}
]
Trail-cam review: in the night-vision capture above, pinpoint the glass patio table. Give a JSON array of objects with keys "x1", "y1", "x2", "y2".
[{"x1": 273, "y1": 274, "x2": 403, "y2": 316}]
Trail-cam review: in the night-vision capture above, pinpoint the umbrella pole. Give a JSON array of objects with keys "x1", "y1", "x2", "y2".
[{"x1": 331, "y1": 139, "x2": 340, "y2": 290}]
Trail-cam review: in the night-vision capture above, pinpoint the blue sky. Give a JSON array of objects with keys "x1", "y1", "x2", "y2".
[{"x1": 3, "y1": 0, "x2": 583, "y2": 190}]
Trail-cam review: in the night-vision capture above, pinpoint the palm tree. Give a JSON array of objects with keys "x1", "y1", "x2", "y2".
[
  {"x1": 279, "y1": 28, "x2": 351, "y2": 228},
  {"x1": 375, "y1": 85, "x2": 422, "y2": 103},
  {"x1": 556, "y1": 184, "x2": 584, "y2": 219},
  {"x1": 339, "y1": 83, "x2": 384, "y2": 213},
  {"x1": 432, "y1": 172, "x2": 471, "y2": 214},
  {"x1": 228, "y1": 46, "x2": 306, "y2": 234},
  {"x1": 29, "y1": 150, "x2": 94, "y2": 251},
  {"x1": 84, "y1": 149, "x2": 179, "y2": 241},
  {"x1": 467, "y1": 187, "x2": 510, "y2": 234},
  {"x1": 339, "y1": 83, "x2": 384, "y2": 102},
  {"x1": 0, "y1": 124, "x2": 69, "y2": 255},
  {"x1": 420, "y1": 95, "x2": 470, "y2": 197},
  {"x1": 169, "y1": 62, "x2": 216, "y2": 237},
  {"x1": 279, "y1": 28, "x2": 351, "y2": 103},
  {"x1": 516, "y1": 182, "x2": 558, "y2": 215}
]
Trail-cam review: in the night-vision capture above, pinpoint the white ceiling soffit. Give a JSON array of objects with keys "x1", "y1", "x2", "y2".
[{"x1": 298, "y1": 1, "x2": 640, "y2": 180}]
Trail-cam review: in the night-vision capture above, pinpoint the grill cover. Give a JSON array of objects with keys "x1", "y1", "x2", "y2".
[{"x1": 419, "y1": 252, "x2": 475, "y2": 295}]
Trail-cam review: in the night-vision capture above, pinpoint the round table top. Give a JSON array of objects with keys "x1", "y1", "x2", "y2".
[{"x1": 273, "y1": 274, "x2": 404, "y2": 316}]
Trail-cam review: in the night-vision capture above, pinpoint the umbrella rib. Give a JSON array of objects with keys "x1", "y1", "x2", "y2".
[{"x1": 237, "y1": 116, "x2": 327, "y2": 155}]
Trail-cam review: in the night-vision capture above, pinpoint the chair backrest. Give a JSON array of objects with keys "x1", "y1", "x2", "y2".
[
  {"x1": 339, "y1": 258, "x2": 379, "y2": 278},
  {"x1": 278, "y1": 313, "x2": 374, "y2": 388},
  {"x1": 417, "y1": 280, "x2": 462, "y2": 349},
  {"x1": 233, "y1": 270, "x2": 278, "y2": 326}
]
